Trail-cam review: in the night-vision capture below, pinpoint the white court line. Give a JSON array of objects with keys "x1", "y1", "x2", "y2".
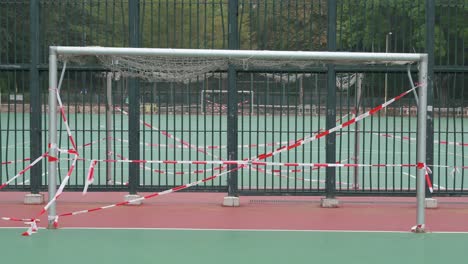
[
  {"x1": 403, "y1": 172, "x2": 446, "y2": 190},
  {"x1": 0, "y1": 226, "x2": 466, "y2": 234},
  {"x1": 446, "y1": 151, "x2": 468, "y2": 159},
  {"x1": 1, "y1": 140, "x2": 31, "y2": 149},
  {"x1": 16, "y1": 179, "x2": 30, "y2": 185}
]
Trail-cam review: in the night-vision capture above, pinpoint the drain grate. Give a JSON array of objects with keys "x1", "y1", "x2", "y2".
[{"x1": 249, "y1": 199, "x2": 317, "y2": 204}]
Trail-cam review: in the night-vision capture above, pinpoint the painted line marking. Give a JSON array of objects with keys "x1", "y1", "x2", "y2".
[
  {"x1": 0, "y1": 227, "x2": 466, "y2": 234},
  {"x1": 403, "y1": 172, "x2": 446, "y2": 190}
]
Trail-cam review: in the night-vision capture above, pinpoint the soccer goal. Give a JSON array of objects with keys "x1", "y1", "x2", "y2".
[
  {"x1": 200, "y1": 90, "x2": 254, "y2": 114},
  {"x1": 47, "y1": 47, "x2": 429, "y2": 232}
]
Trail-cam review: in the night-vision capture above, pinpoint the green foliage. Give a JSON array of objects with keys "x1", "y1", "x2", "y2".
[
  {"x1": 337, "y1": 0, "x2": 467, "y2": 64},
  {"x1": 0, "y1": 0, "x2": 466, "y2": 65},
  {"x1": 240, "y1": 0, "x2": 328, "y2": 50},
  {"x1": 0, "y1": 77, "x2": 8, "y2": 94}
]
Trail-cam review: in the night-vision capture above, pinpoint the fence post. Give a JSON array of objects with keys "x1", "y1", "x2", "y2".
[
  {"x1": 322, "y1": 0, "x2": 338, "y2": 207},
  {"x1": 425, "y1": 0, "x2": 436, "y2": 204},
  {"x1": 224, "y1": 0, "x2": 239, "y2": 206},
  {"x1": 127, "y1": 0, "x2": 141, "y2": 201},
  {"x1": 25, "y1": 0, "x2": 44, "y2": 204}
]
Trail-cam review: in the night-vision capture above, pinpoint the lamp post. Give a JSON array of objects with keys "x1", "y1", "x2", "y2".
[{"x1": 384, "y1": 32, "x2": 392, "y2": 113}]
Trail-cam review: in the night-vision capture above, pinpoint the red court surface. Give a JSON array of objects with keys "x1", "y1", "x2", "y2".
[{"x1": 1, "y1": 192, "x2": 468, "y2": 232}]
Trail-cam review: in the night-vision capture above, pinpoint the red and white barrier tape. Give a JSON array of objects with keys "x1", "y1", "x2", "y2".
[
  {"x1": 0, "y1": 137, "x2": 104, "y2": 167},
  {"x1": 1, "y1": 158, "x2": 32, "y2": 166},
  {"x1": 56, "y1": 92, "x2": 78, "y2": 152},
  {"x1": 111, "y1": 113, "x2": 348, "y2": 152},
  {"x1": 83, "y1": 160, "x2": 98, "y2": 195},
  {"x1": 251, "y1": 85, "x2": 420, "y2": 162},
  {"x1": 417, "y1": 162, "x2": 434, "y2": 193},
  {"x1": 1, "y1": 217, "x2": 38, "y2": 222},
  {"x1": 81, "y1": 158, "x2": 422, "y2": 168},
  {"x1": 56, "y1": 165, "x2": 244, "y2": 223},
  {"x1": 112, "y1": 152, "x2": 351, "y2": 186},
  {"x1": 75, "y1": 85, "x2": 420, "y2": 199},
  {"x1": 104, "y1": 153, "x2": 227, "y2": 187},
  {"x1": 116, "y1": 107, "x2": 221, "y2": 160},
  {"x1": 79, "y1": 137, "x2": 110, "y2": 149},
  {"x1": 17, "y1": 83, "x2": 423, "y2": 232},
  {"x1": 18, "y1": 154, "x2": 79, "y2": 234},
  {"x1": 37, "y1": 155, "x2": 79, "y2": 217},
  {"x1": 21, "y1": 220, "x2": 40, "y2": 236},
  {"x1": 0, "y1": 153, "x2": 47, "y2": 190}
]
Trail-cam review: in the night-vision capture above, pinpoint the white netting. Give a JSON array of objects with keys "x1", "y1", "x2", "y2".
[
  {"x1": 60, "y1": 54, "x2": 330, "y2": 83},
  {"x1": 336, "y1": 73, "x2": 364, "y2": 91},
  {"x1": 97, "y1": 55, "x2": 229, "y2": 83},
  {"x1": 59, "y1": 51, "x2": 411, "y2": 83}
]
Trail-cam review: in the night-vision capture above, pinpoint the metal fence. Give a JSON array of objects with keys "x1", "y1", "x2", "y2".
[{"x1": 0, "y1": 0, "x2": 467, "y2": 197}]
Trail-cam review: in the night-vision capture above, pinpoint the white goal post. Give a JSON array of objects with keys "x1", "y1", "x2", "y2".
[{"x1": 48, "y1": 46, "x2": 428, "y2": 231}]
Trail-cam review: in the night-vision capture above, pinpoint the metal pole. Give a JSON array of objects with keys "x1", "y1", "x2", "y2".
[
  {"x1": 353, "y1": 74, "x2": 363, "y2": 190},
  {"x1": 48, "y1": 49, "x2": 58, "y2": 228},
  {"x1": 416, "y1": 54, "x2": 428, "y2": 232},
  {"x1": 30, "y1": 0, "x2": 42, "y2": 195},
  {"x1": 106, "y1": 73, "x2": 113, "y2": 184}
]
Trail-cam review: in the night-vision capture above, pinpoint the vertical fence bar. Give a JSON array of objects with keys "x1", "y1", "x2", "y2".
[
  {"x1": 416, "y1": 54, "x2": 428, "y2": 232},
  {"x1": 128, "y1": 0, "x2": 140, "y2": 195},
  {"x1": 30, "y1": 0, "x2": 42, "y2": 195},
  {"x1": 325, "y1": 0, "x2": 337, "y2": 201},
  {"x1": 425, "y1": 0, "x2": 435, "y2": 196},
  {"x1": 106, "y1": 73, "x2": 113, "y2": 184},
  {"x1": 227, "y1": 0, "x2": 239, "y2": 198},
  {"x1": 353, "y1": 74, "x2": 362, "y2": 190},
  {"x1": 48, "y1": 48, "x2": 58, "y2": 228}
]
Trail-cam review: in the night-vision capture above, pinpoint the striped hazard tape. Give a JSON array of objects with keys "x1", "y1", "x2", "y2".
[
  {"x1": 56, "y1": 91, "x2": 78, "y2": 152},
  {"x1": 418, "y1": 162, "x2": 434, "y2": 193},
  {"x1": 78, "y1": 158, "x2": 423, "y2": 168},
  {"x1": 54, "y1": 165, "x2": 244, "y2": 227},
  {"x1": 48, "y1": 84, "x2": 428, "y2": 228},
  {"x1": 6, "y1": 83, "x2": 431, "y2": 235},
  {"x1": 83, "y1": 160, "x2": 99, "y2": 194},
  {"x1": 116, "y1": 107, "x2": 222, "y2": 161},
  {"x1": 1, "y1": 158, "x2": 32, "y2": 166},
  {"x1": 1, "y1": 217, "x2": 38, "y2": 222},
  {"x1": 0, "y1": 153, "x2": 48, "y2": 190},
  {"x1": 109, "y1": 152, "x2": 351, "y2": 187},
  {"x1": 33, "y1": 155, "x2": 79, "y2": 224}
]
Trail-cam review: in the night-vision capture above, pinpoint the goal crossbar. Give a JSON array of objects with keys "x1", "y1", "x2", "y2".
[{"x1": 52, "y1": 46, "x2": 423, "y2": 63}]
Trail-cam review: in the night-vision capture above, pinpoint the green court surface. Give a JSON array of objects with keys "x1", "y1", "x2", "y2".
[{"x1": 1, "y1": 228, "x2": 468, "y2": 264}]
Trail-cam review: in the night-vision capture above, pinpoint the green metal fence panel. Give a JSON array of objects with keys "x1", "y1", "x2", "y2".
[
  {"x1": 0, "y1": 70, "x2": 32, "y2": 191},
  {"x1": 0, "y1": 0, "x2": 467, "y2": 197}
]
